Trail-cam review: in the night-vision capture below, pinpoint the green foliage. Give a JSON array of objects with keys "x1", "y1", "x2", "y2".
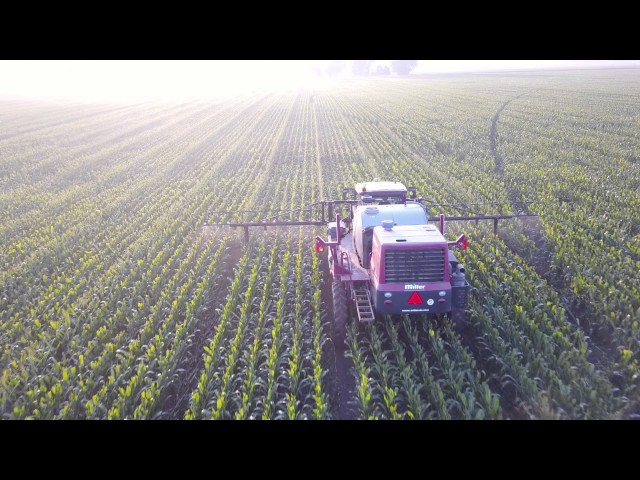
[{"x1": 2, "y1": 69, "x2": 638, "y2": 419}]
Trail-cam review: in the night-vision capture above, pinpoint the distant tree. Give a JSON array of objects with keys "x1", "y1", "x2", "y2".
[
  {"x1": 351, "y1": 60, "x2": 374, "y2": 76},
  {"x1": 391, "y1": 60, "x2": 418, "y2": 75},
  {"x1": 374, "y1": 65, "x2": 391, "y2": 76},
  {"x1": 325, "y1": 60, "x2": 347, "y2": 76}
]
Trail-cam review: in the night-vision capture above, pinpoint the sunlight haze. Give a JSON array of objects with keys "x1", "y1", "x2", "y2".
[{"x1": 0, "y1": 60, "x2": 637, "y2": 102}]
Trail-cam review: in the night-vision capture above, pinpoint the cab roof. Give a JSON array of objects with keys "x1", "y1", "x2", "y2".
[{"x1": 355, "y1": 181, "x2": 407, "y2": 195}]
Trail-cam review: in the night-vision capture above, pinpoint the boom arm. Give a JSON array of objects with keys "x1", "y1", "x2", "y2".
[{"x1": 203, "y1": 198, "x2": 538, "y2": 242}]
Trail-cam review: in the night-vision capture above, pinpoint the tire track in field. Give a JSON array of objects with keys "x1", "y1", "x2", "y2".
[
  {"x1": 310, "y1": 94, "x2": 325, "y2": 199},
  {"x1": 489, "y1": 93, "x2": 528, "y2": 207},
  {"x1": 488, "y1": 93, "x2": 564, "y2": 320}
]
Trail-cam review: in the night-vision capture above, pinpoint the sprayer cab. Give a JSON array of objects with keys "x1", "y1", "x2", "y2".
[{"x1": 344, "y1": 181, "x2": 418, "y2": 205}]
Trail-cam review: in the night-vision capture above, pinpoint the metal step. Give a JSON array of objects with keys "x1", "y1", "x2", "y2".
[{"x1": 353, "y1": 288, "x2": 375, "y2": 323}]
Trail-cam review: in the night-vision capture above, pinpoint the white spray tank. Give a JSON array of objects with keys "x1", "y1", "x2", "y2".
[{"x1": 451, "y1": 263, "x2": 466, "y2": 286}]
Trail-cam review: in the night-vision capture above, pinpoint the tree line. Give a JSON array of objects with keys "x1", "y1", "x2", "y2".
[{"x1": 318, "y1": 60, "x2": 418, "y2": 77}]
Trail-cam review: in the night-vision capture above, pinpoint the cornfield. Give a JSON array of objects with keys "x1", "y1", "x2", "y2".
[{"x1": 1, "y1": 68, "x2": 639, "y2": 419}]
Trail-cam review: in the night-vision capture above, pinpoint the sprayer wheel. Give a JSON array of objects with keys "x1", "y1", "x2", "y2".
[{"x1": 332, "y1": 280, "x2": 349, "y2": 353}]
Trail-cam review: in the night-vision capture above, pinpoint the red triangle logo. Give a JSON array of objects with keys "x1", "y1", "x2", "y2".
[{"x1": 407, "y1": 291, "x2": 423, "y2": 305}]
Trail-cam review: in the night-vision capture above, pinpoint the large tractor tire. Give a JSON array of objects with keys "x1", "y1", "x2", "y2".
[
  {"x1": 451, "y1": 308, "x2": 465, "y2": 335},
  {"x1": 332, "y1": 280, "x2": 349, "y2": 354}
]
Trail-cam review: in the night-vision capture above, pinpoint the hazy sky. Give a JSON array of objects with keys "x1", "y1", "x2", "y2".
[{"x1": 1, "y1": 60, "x2": 637, "y2": 102}]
